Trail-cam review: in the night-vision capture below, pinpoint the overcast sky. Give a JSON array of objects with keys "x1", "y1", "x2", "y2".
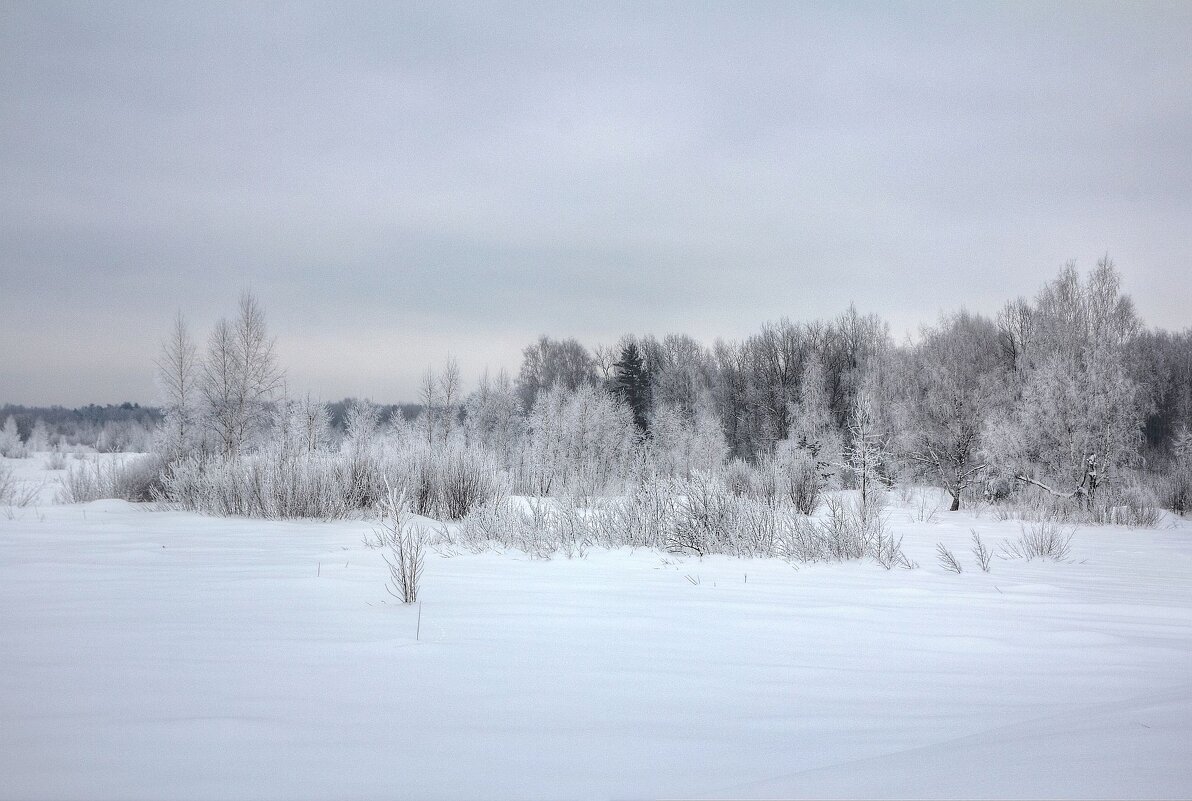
[{"x1": 2, "y1": 1, "x2": 1190, "y2": 406}]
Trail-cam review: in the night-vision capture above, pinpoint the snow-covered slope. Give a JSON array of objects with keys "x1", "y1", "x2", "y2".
[{"x1": 1, "y1": 479, "x2": 1190, "y2": 799}]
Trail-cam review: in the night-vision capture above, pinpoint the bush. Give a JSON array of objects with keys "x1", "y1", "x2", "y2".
[
  {"x1": 774, "y1": 448, "x2": 826, "y2": 515},
  {"x1": 376, "y1": 481, "x2": 426, "y2": 604},
  {"x1": 43, "y1": 448, "x2": 68, "y2": 471},
  {"x1": 57, "y1": 454, "x2": 164, "y2": 503},
  {"x1": 0, "y1": 462, "x2": 16, "y2": 505},
  {"x1": 452, "y1": 496, "x2": 591, "y2": 559},
  {"x1": 1147, "y1": 463, "x2": 1191, "y2": 516},
  {"x1": 384, "y1": 443, "x2": 504, "y2": 521},
  {"x1": 158, "y1": 442, "x2": 504, "y2": 521},
  {"x1": 161, "y1": 451, "x2": 359, "y2": 519},
  {"x1": 447, "y1": 473, "x2": 912, "y2": 567},
  {"x1": 1000, "y1": 521, "x2": 1075, "y2": 561},
  {"x1": 775, "y1": 494, "x2": 909, "y2": 567},
  {"x1": 990, "y1": 478, "x2": 1161, "y2": 528}
]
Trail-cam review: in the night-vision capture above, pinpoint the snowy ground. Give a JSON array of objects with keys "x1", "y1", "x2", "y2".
[{"x1": 2, "y1": 456, "x2": 1191, "y2": 800}]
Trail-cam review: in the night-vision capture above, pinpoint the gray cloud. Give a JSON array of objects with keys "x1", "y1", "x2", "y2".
[{"x1": 2, "y1": 1, "x2": 1191, "y2": 404}]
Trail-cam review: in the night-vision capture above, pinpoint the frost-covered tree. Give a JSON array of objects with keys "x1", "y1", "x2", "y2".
[
  {"x1": 984, "y1": 259, "x2": 1147, "y2": 507},
  {"x1": 996, "y1": 296, "x2": 1035, "y2": 375},
  {"x1": 843, "y1": 386, "x2": 889, "y2": 513},
  {"x1": 648, "y1": 394, "x2": 729, "y2": 479},
  {"x1": 464, "y1": 369, "x2": 525, "y2": 464},
  {"x1": 199, "y1": 294, "x2": 283, "y2": 457},
  {"x1": 274, "y1": 395, "x2": 331, "y2": 457},
  {"x1": 774, "y1": 357, "x2": 845, "y2": 513},
  {"x1": 343, "y1": 398, "x2": 381, "y2": 455},
  {"x1": 418, "y1": 367, "x2": 441, "y2": 446},
  {"x1": 155, "y1": 312, "x2": 200, "y2": 459},
  {"x1": 988, "y1": 352, "x2": 1145, "y2": 507},
  {"x1": 27, "y1": 418, "x2": 49, "y2": 452},
  {"x1": 650, "y1": 334, "x2": 715, "y2": 421},
  {"x1": 515, "y1": 335, "x2": 597, "y2": 411},
  {"x1": 895, "y1": 311, "x2": 1006, "y2": 510},
  {"x1": 0, "y1": 415, "x2": 26, "y2": 458},
  {"x1": 520, "y1": 383, "x2": 638, "y2": 498},
  {"x1": 439, "y1": 357, "x2": 462, "y2": 442},
  {"x1": 784, "y1": 357, "x2": 844, "y2": 480},
  {"x1": 1126, "y1": 328, "x2": 1192, "y2": 454}
]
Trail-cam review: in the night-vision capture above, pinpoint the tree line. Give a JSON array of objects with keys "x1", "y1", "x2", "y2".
[{"x1": 149, "y1": 259, "x2": 1192, "y2": 519}]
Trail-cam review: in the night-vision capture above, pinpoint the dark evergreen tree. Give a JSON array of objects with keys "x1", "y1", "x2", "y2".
[{"x1": 613, "y1": 342, "x2": 651, "y2": 433}]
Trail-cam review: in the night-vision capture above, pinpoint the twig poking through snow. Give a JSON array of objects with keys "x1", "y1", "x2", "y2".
[
  {"x1": 971, "y1": 530, "x2": 992, "y2": 573},
  {"x1": 936, "y1": 543, "x2": 963, "y2": 574}
]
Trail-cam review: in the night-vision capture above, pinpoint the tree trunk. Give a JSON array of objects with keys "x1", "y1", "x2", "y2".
[{"x1": 949, "y1": 492, "x2": 960, "y2": 512}]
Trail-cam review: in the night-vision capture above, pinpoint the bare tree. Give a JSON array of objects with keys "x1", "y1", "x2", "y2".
[
  {"x1": 515, "y1": 335, "x2": 597, "y2": 410},
  {"x1": 155, "y1": 312, "x2": 199, "y2": 458},
  {"x1": 200, "y1": 293, "x2": 283, "y2": 457},
  {"x1": 419, "y1": 367, "x2": 440, "y2": 446},
  {"x1": 201, "y1": 318, "x2": 239, "y2": 456},
  {"x1": 439, "y1": 356, "x2": 461, "y2": 441}
]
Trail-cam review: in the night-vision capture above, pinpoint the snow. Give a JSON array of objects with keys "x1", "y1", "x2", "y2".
[{"x1": 2, "y1": 462, "x2": 1191, "y2": 799}]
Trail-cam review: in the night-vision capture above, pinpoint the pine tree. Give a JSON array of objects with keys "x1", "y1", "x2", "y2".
[{"x1": 613, "y1": 341, "x2": 650, "y2": 433}]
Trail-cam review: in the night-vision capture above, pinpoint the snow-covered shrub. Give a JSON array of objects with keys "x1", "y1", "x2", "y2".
[
  {"x1": 58, "y1": 455, "x2": 164, "y2": 503},
  {"x1": 1159, "y1": 463, "x2": 1192, "y2": 515},
  {"x1": 1000, "y1": 521, "x2": 1075, "y2": 561},
  {"x1": 723, "y1": 458, "x2": 762, "y2": 499},
  {"x1": 377, "y1": 481, "x2": 425, "y2": 604},
  {"x1": 43, "y1": 447, "x2": 67, "y2": 471},
  {"x1": 449, "y1": 471, "x2": 909, "y2": 565},
  {"x1": 989, "y1": 476, "x2": 1159, "y2": 527},
  {"x1": 722, "y1": 457, "x2": 784, "y2": 507},
  {"x1": 0, "y1": 462, "x2": 16, "y2": 505},
  {"x1": 436, "y1": 447, "x2": 503, "y2": 519},
  {"x1": 662, "y1": 471, "x2": 742, "y2": 556},
  {"x1": 591, "y1": 480, "x2": 672, "y2": 551},
  {"x1": 94, "y1": 419, "x2": 155, "y2": 454},
  {"x1": 773, "y1": 494, "x2": 908, "y2": 567},
  {"x1": 384, "y1": 442, "x2": 504, "y2": 521},
  {"x1": 1149, "y1": 436, "x2": 1192, "y2": 515},
  {"x1": 772, "y1": 445, "x2": 825, "y2": 515},
  {"x1": 161, "y1": 451, "x2": 358, "y2": 519}
]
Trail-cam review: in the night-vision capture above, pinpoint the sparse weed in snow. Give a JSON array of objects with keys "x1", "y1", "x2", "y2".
[
  {"x1": 936, "y1": 543, "x2": 963, "y2": 574},
  {"x1": 1000, "y1": 521, "x2": 1075, "y2": 561},
  {"x1": 971, "y1": 530, "x2": 992, "y2": 572}
]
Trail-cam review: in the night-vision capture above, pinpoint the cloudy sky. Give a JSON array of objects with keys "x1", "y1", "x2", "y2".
[{"x1": 2, "y1": 1, "x2": 1190, "y2": 405}]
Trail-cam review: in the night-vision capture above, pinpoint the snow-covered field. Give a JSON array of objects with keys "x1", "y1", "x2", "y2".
[{"x1": 2, "y1": 456, "x2": 1191, "y2": 800}]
